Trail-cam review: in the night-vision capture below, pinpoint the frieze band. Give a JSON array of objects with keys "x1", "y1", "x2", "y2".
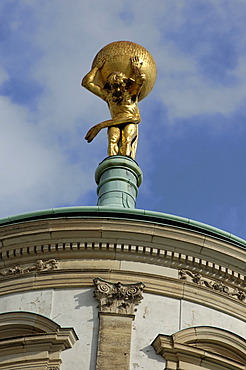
[
  {"x1": 179, "y1": 269, "x2": 245, "y2": 302},
  {"x1": 0, "y1": 259, "x2": 58, "y2": 277}
]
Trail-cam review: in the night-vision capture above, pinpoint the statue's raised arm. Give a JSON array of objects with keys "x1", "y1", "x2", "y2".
[
  {"x1": 129, "y1": 56, "x2": 146, "y2": 97},
  {"x1": 82, "y1": 57, "x2": 108, "y2": 100}
]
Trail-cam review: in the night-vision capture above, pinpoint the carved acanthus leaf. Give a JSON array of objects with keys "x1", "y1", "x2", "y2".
[
  {"x1": 0, "y1": 259, "x2": 59, "y2": 277},
  {"x1": 179, "y1": 269, "x2": 245, "y2": 303},
  {"x1": 93, "y1": 277, "x2": 145, "y2": 314}
]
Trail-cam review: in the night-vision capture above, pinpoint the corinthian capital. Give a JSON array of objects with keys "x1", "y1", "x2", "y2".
[{"x1": 93, "y1": 277, "x2": 145, "y2": 315}]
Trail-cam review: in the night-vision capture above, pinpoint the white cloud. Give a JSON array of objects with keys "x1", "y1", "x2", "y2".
[
  {"x1": 156, "y1": 50, "x2": 246, "y2": 119},
  {"x1": 0, "y1": 96, "x2": 92, "y2": 217}
]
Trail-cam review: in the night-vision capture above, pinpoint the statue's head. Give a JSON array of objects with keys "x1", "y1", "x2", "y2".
[{"x1": 105, "y1": 72, "x2": 130, "y2": 91}]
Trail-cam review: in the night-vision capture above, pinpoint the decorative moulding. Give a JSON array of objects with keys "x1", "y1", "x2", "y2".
[
  {"x1": 0, "y1": 259, "x2": 58, "y2": 277},
  {"x1": 0, "y1": 258, "x2": 245, "y2": 321},
  {"x1": 152, "y1": 326, "x2": 246, "y2": 370},
  {"x1": 93, "y1": 277, "x2": 145, "y2": 315},
  {"x1": 179, "y1": 269, "x2": 246, "y2": 303},
  {"x1": 0, "y1": 311, "x2": 78, "y2": 369},
  {"x1": 0, "y1": 217, "x2": 244, "y2": 276},
  {"x1": 0, "y1": 241, "x2": 244, "y2": 284}
]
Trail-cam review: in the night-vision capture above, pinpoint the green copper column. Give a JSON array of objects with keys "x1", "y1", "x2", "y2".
[{"x1": 95, "y1": 156, "x2": 143, "y2": 208}]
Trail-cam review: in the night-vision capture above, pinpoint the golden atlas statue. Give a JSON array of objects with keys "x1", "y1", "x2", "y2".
[{"x1": 82, "y1": 41, "x2": 156, "y2": 159}]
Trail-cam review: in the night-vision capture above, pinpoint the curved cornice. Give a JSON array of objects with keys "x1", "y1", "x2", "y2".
[
  {"x1": 0, "y1": 207, "x2": 245, "y2": 248},
  {"x1": 0, "y1": 217, "x2": 245, "y2": 275}
]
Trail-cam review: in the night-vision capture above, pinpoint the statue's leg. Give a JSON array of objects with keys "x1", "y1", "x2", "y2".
[
  {"x1": 120, "y1": 123, "x2": 138, "y2": 159},
  {"x1": 131, "y1": 124, "x2": 138, "y2": 159},
  {"x1": 108, "y1": 126, "x2": 121, "y2": 156}
]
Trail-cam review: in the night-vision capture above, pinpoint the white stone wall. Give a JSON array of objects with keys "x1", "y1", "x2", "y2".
[
  {"x1": 0, "y1": 288, "x2": 245, "y2": 370},
  {"x1": 132, "y1": 293, "x2": 246, "y2": 369},
  {"x1": 0, "y1": 288, "x2": 98, "y2": 369}
]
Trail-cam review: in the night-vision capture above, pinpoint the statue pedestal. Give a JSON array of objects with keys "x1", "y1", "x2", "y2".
[{"x1": 95, "y1": 156, "x2": 143, "y2": 208}]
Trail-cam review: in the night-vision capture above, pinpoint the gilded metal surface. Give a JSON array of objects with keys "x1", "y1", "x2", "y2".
[
  {"x1": 91, "y1": 41, "x2": 156, "y2": 102},
  {"x1": 82, "y1": 41, "x2": 156, "y2": 159}
]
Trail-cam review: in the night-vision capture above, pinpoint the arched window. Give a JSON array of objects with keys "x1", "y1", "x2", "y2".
[
  {"x1": 152, "y1": 326, "x2": 246, "y2": 370},
  {"x1": 0, "y1": 312, "x2": 78, "y2": 369}
]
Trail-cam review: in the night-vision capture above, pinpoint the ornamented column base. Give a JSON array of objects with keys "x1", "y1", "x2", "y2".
[{"x1": 95, "y1": 156, "x2": 143, "y2": 208}]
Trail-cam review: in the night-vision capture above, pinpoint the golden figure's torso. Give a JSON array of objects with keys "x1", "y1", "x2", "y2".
[{"x1": 106, "y1": 90, "x2": 140, "y2": 119}]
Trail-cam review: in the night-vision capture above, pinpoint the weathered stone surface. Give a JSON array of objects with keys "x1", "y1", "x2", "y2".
[{"x1": 96, "y1": 313, "x2": 133, "y2": 370}]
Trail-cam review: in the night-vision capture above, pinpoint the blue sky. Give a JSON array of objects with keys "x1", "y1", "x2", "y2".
[{"x1": 0, "y1": 0, "x2": 245, "y2": 240}]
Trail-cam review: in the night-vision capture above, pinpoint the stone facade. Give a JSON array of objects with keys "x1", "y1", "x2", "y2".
[{"x1": 0, "y1": 208, "x2": 245, "y2": 369}]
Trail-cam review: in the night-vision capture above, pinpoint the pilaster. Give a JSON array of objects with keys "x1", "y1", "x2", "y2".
[{"x1": 93, "y1": 278, "x2": 145, "y2": 370}]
